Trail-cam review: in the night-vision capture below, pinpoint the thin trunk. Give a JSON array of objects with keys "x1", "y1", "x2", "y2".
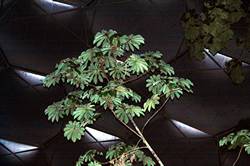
[
  {"x1": 233, "y1": 146, "x2": 243, "y2": 166},
  {"x1": 141, "y1": 135, "x2": 165, "y2": 166},
  {"x1": 129, "y1": 117, "x2": 165, "y2": 166}
]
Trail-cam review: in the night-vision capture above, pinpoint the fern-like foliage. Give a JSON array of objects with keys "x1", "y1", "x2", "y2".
[
  {"x1": 43, "y1": 30, "x2": 193, "y2": 165},
  {"x1": 219, "y1": 129, "x2": 250, "y2": 154}
]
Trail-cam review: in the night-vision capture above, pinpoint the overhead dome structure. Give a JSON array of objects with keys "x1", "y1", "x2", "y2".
[{"x1": 0, "y1": 0, "x2": 250, "y2": 166}]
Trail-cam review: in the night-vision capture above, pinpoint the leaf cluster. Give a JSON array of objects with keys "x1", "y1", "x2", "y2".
[
  {"x1": 181, "y1": 0, "x2": 246, "y2": 60},
  {"x1": 219, "y1": 129, "x2": 250, "y2": 154},
  {"x1": 225, "y1": 59, "x2": 245, "y2": 84},
  {"x1": 146, "y1": 75, "x2": 193, "y2": 100},
  {"x1": 43, "y1": 29, "x2": 194, "y2": 165},
  {"x1": 76, "y1": 142, "x2": 155, "y2": 166}
]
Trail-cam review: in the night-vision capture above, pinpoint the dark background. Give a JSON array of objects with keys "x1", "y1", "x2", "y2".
[{"x1": 0, "y1": 0, "x2": 250, "y2": 165}]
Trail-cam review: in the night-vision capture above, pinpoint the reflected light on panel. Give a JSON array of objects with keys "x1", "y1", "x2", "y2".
[
  {"x1": 171, "y1": 120, "x2": 209, "y2": 138},
  {"x1": 205, "y1": 49, "x2": 249, "y2": 67},
  {"x1": 43, "y1": 0, "x2": 75, "y2": 8},
  {"x1": 15, "y1": 70, "x2": 45, "y2": 85},
  {"x1": 215, "y1": 53, "x2": 249, "y2": 67},
  {"x1": 204, "y1": 49, "x2": 231, "y2": 67},
  {"x1": 214, "y1": 53, "x2": 232, "y2": 67},
  {"x1": 86, "y1": 127, "x2": 120, "y2": 142},
  {"x1": 0, "y1": 139, "x2": 38, "y2": 153}
]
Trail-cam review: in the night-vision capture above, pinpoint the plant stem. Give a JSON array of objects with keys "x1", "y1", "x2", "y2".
[
  {"x1": 142, "y1": 98, "x2": 169, "y2": 133},
  {"x1": 110, "y1": 109, "x2": 142, "y2": 138},
  {"x1": 233, "y1": 146, "x2": 243, "y2": 166},
  {"x1": 129, "y1": 116, "x2": 165, "y2": 166},
  {"x1": 123, "y1": 73, "x2": 148, "y2": 84}
]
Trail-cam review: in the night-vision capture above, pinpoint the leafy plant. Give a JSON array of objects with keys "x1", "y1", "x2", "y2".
[
  {"x1": 182, "y1": 0, "x2": 246, "y2": 59},
  {"x1": 219, "y1": 129, "x2": 250, "y2": 166},
  {"x1": 43, "y1": 30, "x2": 193, "y2": 166},
  {"x1": 219, "y1": 130, "x2": 250, "y2": 153},
  {"x1": 181, "y1": 0, "x2": 247, "y2": 83},
  {"x1": 225, "y1": 59, "x2": 245, "y2": 84}
]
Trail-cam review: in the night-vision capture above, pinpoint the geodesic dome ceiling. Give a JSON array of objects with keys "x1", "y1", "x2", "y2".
[{"x1": 0, "y1": 0, "x2": 250, "y2": 166}]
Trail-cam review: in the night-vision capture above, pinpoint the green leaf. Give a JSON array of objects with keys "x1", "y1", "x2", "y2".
[
  {"x1": 219, "y1": 129, "x2": 250, "y2": 152},
  {"x1": 44, "y1": 57, "x2": 91, "y2": 89},
  {"x1": 88, "y1": 64, "x2": 106, "y2": 84},
  {"x1": 43, "y1": 73, "x2": 59, "y2": 87},
  {"x1": 62, "y1": 98, "x2": 79, "y2": 116},
  {"x1": 244, "y1": 144, "x2": 250, "y2": 154},
  {"x1": 146, "y1": 75, "x2": 165, "y2": 94},
  {"x1": 126, "y1": 105, "x2": 144, "y2": 117},
  {"x1": 109, "y1": 62, "x2": 130, "y2": 80},
  {"x1": 106, "y1": 142, "x2": 133, "y2": 161},
  {"x1": 219, "y1": 133, "x2": 235, "y2": 147},
  {"x1": 120, "y1": 34, "x2": 144, "y2": 51},
  {"x1": 149, "y1": 51, "x2": 162, "y2": 58},
  {"x1": 115, "y1": 108, "x2": 129, "y2": 124},
  {"x1": 88, "y1": 161, "x2": 102, "y2": 166},
  {"x1": 115, "y1": 85, "x2": 141, "y2": 102},
  {"x1": 79, "y1": 48, "x2": 99, "y2": 63},
  {"x1": 143, "y1": 95, "x2": 160, "y2": 112},
  {"x1": 104, "y1": 56, "x2": 116, "y2": 68},
  {"x1": 76, "y1": 150, "x2": 103, "y2": 166},
  {"x1": 178, "y1": 78, "x2": 194, "y2": 89},
  {"x1": 93, "y1": 32, "x2": 105, "y2": 47},
  {"x1": 160, "y1": 84, "x2": 170, "y2": 95},
  {"x1": 127, "y1": 55, "x2": 148, "y2": 74},
  {"x1": 130, "y1": 92, "x2": 142, "y2": 103},
  {"x1": 99, "y1": 94, "x2": 122, "y2": 110},
  {"x1": 90, "y1": 93, "x2": 102, "y2": 104},
  {"x1": 134, "y1": 149, "x2": 156, "y2": 166},
  {"x1": 143, "y1": 156, "x2": 156, "y2": 166},
  {"x1": 93, "y1": 30, "x2": 117, "y2": 47},
  {"x1": 45, "y1": 101, "x2": 64, "y2": 123},
  {"x1": 64, "y1": 121, "x2": 85, "y2": 142},
  {"x1": 76, "y1": 158, "x2": 83, "y2": 166},
  {"x1": 115, "y1": 85, "x2": 131, "y2": 98},
  {"x1": 141, "y1": 51, "x2": 163, "y2": 70},
  {"x1": 159, "y1": 61, "x2": 175, "y2": 76},
  {"x1": 171, "y1": 88, "x2": 183, "y2": 99},
  {"x1": 72, "y1": 104, "x2": 96, "y2": 122},
  {"x1": 83, "y1": 150, "x2": 102, "y2": 162}
]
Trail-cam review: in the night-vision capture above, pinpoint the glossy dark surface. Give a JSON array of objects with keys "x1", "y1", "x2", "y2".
[{"x1": 0, "y1": 0, "x2": 250, "y2": 166}]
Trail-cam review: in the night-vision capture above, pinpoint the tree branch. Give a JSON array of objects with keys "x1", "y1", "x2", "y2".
[
  {"x1": 110, "y1": 109, "x2": 141, "y2": 138},
  {"x1": 233, "y1": 146, "x2": 243, "y2": 166},
  {"x1": 101, "y1": 146, "x2": 148, "y2": 165},
  {"x1": 142, "y1": 98, "x2": 169, "y2": 133},
  {"x1": 135, "y1": 139, "x2": 142, "y2": 147},
  {"x1": 128, "y1": 116, "x2": 165, "y2": 166},
  {"x1": 123, "y1": 72, "x2": 148, "y2": 84}
]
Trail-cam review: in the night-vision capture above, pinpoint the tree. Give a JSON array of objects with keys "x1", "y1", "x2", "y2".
[
  {"x1": 181, "y1": 0, "x2": 249, "y2": 84},
  {"x1": 43, "y1": 29, "x2": 194, "y2": 166},
  {"x1": 219, "y1": 130, "x2": 250, "y2": 166}
]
